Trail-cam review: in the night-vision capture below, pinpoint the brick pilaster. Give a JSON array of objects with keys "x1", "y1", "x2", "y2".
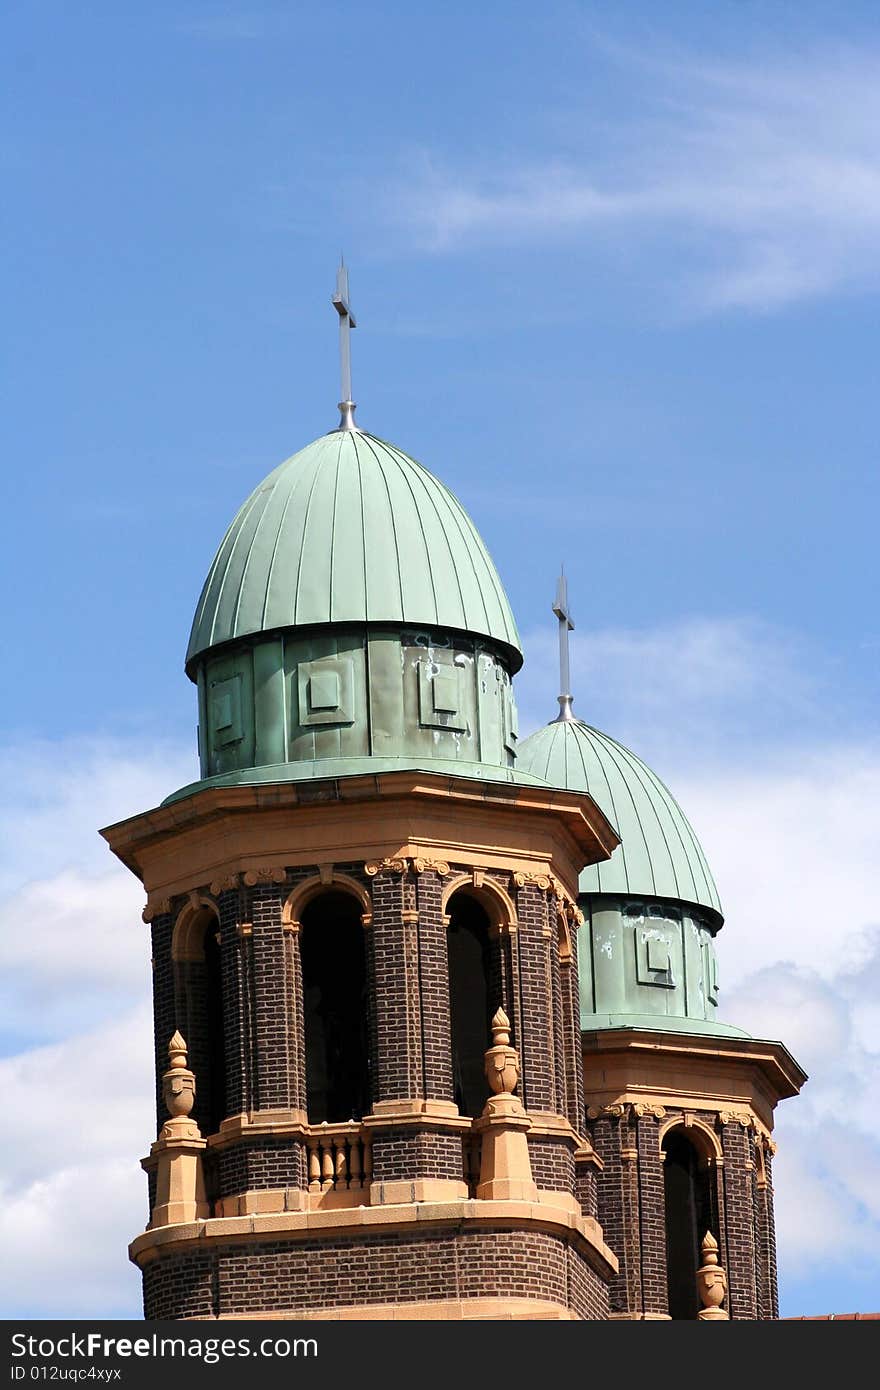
[
  {"x1": 636, "y1": 1113, "x2": 668, "y2": 1314},
  {"x1": 415, "y1": 869, "x2": 454, "y2": 1103},
  {"x1": 514, "y1": 883, "x2": 554, "y2": 1113},
  {"x1": 219, "y1": 886, "x2": 254, "y2": 1115},
  {"x1": 721, "y1": 1120, "x2": 758, "y2": 1318},
  {"x1": 250, "y1": 884, "x2": 292, "y2": 1110},
  {"x1": 150, "y1": 914, "x2": 174, "y2": 1137},
  {"x1": 370, "y1": 867, "x2": 421, "y2": 1101}
]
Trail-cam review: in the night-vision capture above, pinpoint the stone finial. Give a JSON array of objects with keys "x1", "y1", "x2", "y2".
[
  {"x1": 485, "y1": 1008, "x2": 519, "y2": 1096},
  {"x1": 490, "y1": 1008, "x2": 510, "y2": 1046},
  {"x1": 474, "y1": 1008, "x2": 537, "y2": 1201},
  {"x1": 162, "y1": 1031, "x2": 196, "y2": 1120},
  {"x1": 150, "y1": 1031, "x2": 208, "y2": 1230},
  {"x1": 697, "y1": 1231, "x2": 729, "y2": 1320}
]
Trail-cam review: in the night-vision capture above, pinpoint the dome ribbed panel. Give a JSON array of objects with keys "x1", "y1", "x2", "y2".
[
  {"x1": 516, "y1": 719, "x2": 722, "y2": 920},
  {"x1": 186, "y1": 430, "x2": 521, "y2": 668}
]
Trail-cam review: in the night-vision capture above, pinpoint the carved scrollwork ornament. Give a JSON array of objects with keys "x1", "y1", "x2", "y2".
[
  {"x1": 412, "y1": 857, "x2": 450, "y2": 875},
  {"x1": 209, "y1": 872, "x2": 240, "y2": 896},
  {"x1": 587, "y1": 1103, "x2": 630, "y2": 1122},
  {"x1": 512, "y1": 870, "x2": 551, "y2": 891},
  {"x1": 243, "y1": 866, "x2": 287, "y2": 887},
  {"x1": 142, "y1": 897, "x2": 172, "y2": 924},
  {"x1": 364, "y1": 857, "x2": 408, "y2": 876},
  {"x1": 718, "y1": 1110, "x2": 752, "y2": 1129},
  {"x1": 633, "y1": 1103, "x2": 667, "y2": 1120}
]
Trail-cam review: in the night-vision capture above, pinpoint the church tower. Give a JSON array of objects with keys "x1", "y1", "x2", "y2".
[
  {"x1": 104, "y1": 275, "x2": 804, "y2": 1320},
  {"x1": 103, "y1": 272, "x2": 623, "y2": 1320},
  {"x1": 517, "y1": 578, "x2": 806, "y2": 1319}
]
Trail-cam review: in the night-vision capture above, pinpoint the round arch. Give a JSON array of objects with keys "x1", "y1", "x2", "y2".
[
  {"x1": 282, "y1": 872, "x2": 372, "y2": 928},
  {"x1": 441, "y1": 873, "x2": 517, "y2": 932},
  {"x1": 659, "y1": 1115, "x2": 722, "y2": 1167},
  {"x1": 172, "y1": 896, "x2": 220, "y2": 963}
]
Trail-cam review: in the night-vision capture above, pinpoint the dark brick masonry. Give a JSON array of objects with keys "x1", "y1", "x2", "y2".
[
  {"x1": 142, "y1": 1228, "x2": 610, "y2": 1320},
  {"x1": 587, "y1": 1106, "x2": 780, "y2": 1319}
]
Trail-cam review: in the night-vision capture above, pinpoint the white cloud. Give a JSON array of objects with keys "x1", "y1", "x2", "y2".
[
  {"x1": 0, "y1": 736, "x2": 196, "y2": 895},
  {"x1": 679, "y1": 757, "x2": 880, "y2": 987},
  {"x1": 726, "y1": 955, "x2": 880, "y2": 1282},
  {"x1": 0, "y1": 1009, "x2": 154, "y2": 1318},
  {"x1": 392, "y1": 46, "x2": 880, "y2": 310},
  {"x1": 517, "y1": 616, "x2": 818, "y2": 753}
]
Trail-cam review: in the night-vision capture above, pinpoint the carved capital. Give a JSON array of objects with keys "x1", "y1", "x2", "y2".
[
  {"x1": 412, "y1": 857, "x2": 450, "y2": 875},
  {"x1": 633, "y1": 1103, "x2": 667, "y2": 1120},
  {"x1": 587, "y1": 1103, "x2": 630, "y2": 1122},
  {"x1": 364, "y1": 857, "x2": 408, "y2": 876},
  {"x1": 512, "y1": 870, "x2": 551, "y2": 891},
  {"x1": 209, "y1": 873, "x2": 239, "y2": 896},
  {"x1": 718, "y1": 1110, "x2": 752, "y2": 1129},
  {"x1": 243, "y1": 866, "x2": 287, "y2": 887},
  {"x1": 142, "y1": 897, "x2": 171, "y2": 924}
]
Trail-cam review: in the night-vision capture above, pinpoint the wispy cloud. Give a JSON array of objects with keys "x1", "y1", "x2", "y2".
[
  {"x1": 517, "y1": 615, "x2": 821, "y2": 756},
  {"x1": 392, "y1": 45, "x2": 880, "y2": 312}
]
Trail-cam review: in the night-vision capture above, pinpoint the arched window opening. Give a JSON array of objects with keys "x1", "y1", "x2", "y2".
[
  {"x1": 178, "y1": 907, "x2": 226, "y2": 1138},
  {"x1": 300, "y1": 890, "x2": 370, "y2": 1124},
  {"x1": 447, "y1": 892, "x2": 494, "y2": 1117},
  {"x1": 663, "y1": 1129, "x2": 715, "y2": 1319},
  {"x1": 202, "y1": 920, "x2": 226, "y2": 1136}
]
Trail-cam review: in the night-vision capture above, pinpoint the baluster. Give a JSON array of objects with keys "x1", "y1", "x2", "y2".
[
  {"x1": 307, "y1": 1137, "x2": 321, "y2": 1194},
  {"x1": 349, "y1": 1134, "x2": 363, "y2": 1191},
  {"x1": 334, "y1": 1135, "x2": 348, "y2": 1189},
  {"x1": 362, "y1": 1132, "x2": 373, "y2": 1189},
  {"x1": 321, "y1": 1134, "x2": 334, "y2": 1192}
]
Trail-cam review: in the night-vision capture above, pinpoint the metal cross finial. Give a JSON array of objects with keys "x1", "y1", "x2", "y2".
[
  {"x1": 552, "y1": 569, "x2": 575, "y2": 722},
  {"x1": 332, "y1": 259, "x2": 358, "y2": 431}
]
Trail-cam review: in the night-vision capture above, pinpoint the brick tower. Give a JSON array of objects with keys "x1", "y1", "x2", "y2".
[
  {"x1": 104, "y1": 283, "x2": 804, "y2": 1320},
  {"x1": 518, "y1": 601, "x2": 806, "y2": 1320},
  {"x1": 102, "y1": 290, "x2": 625, "y2": 1317}
]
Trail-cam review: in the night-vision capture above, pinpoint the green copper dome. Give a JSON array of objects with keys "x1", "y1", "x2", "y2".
[
  {"x1": 517, "y1": 718, "x2": 722, "y2": 923},
  {"x1": 176, "y1": 425, "x2": 527, "y2": 797},
  {"x1": 518, "y1": 716, "x2": 739, "y2": 1037},
  {"x1": 186, "y1": 429, "x2": 522, "y2": 674}
]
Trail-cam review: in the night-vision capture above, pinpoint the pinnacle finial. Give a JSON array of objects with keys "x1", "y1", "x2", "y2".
[
  {"x1": 552, "y1": 569, "x2": 575, "y2": 722},
  {"x1": 490, "y1": 1008, "x2": 511, "y2": 1047},
  {"x1": 697, "y1": 1230, "x2": 729, "y2": 1319},
  {"x1": 163, "y1": 1032, "x2": 196, "y2": 1120},
  {"x1": 700, "y1": 1231, "x2": 719, "y2": 1264},
  {"x1": 332, "y1": 260, "x2": 359, "y2": 431}
]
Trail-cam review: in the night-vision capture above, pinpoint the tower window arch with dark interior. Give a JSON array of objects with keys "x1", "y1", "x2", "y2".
[
  {"x1": 662, "y1": 1125, "x2": 719, "y2": 1320},
  {"x1": 173, "y1": 903, "x2": 226, "y2": 1140},
  {"x1": 446, "y1": 890, "x2": 503, "y2": 1118},
  {"x1": 299, "y1": 888, "x2": 371, "y2": 1124}
]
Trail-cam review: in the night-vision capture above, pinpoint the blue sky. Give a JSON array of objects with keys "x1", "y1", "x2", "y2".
[{"x1": 1, "y1": 1, "x2": 878, "y2": 1319}]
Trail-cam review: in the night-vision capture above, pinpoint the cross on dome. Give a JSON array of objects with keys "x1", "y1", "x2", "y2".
[
  {"x1": 332, "y1": 259, "x2": 358, "y2": 431},
  {"x1": 552, "y1": 569, "x2": 575, "y2": 722}
]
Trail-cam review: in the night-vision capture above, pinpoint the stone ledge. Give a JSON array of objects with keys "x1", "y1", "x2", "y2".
[{"x1": 129, "y1": 1196, "x2": 619, "y2": 1281}]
